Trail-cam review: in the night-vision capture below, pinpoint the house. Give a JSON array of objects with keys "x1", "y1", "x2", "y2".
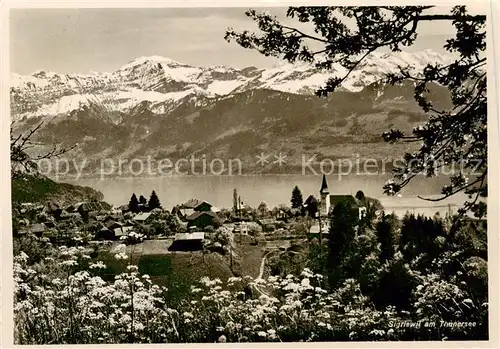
[
  {"x1": 30, "y1": 223, "x2": 47, "y2": 237},
  {"x1": 186, "y1": 211, "x2": 218, "y2": 229},
  {"x1": 19, "y1": 202, "x2": 36, "y2": 214},
  {"x1": 319, "y1": 174, "x2": 366, "y2": 220},
  {"x1": 114, "y1": 226, "x2": 134, "y2": 240},
  {"x1": 42, "y1": 202, "x2": 62, "y2": 218},
  {"x1": 96, "y1": 224, "x2": 113, "y2": 240},
  {"x1": 180, "y1": 199, "x2": 200, "y2": 216},
  {"x1": 118, "y1": 204, "x2": 130, "y2": 213},
  {"x1": 180, "y1": 199, "x2": 216, "y2": 216},
  {"x1": 257, "y1": 218, "x2": 278, "y2": 232},
  {"x1": 133, "y1": 212, "x2": 153, "y2": 223},
  {"x1": 275, "y1": 205, "x2": 290, "y2": 221},
  {"x1": 72, "y1": 201, "x2": 104, "y2": 220},
  {"x1": 95, "y1": 224, "x2": 134, "y2": 240},
  {"x1": 137, "y1": 203, "x2": 151, "y2": 212},
  {"x1": 303, "y1": 195, "x2": 319, "y2": 217},
  {"x1": 105, "y1": 220, "x2": 124, "y2": 231},
  {"x1": 169, "y1": 232, "x2": 205, "y2": 251}
]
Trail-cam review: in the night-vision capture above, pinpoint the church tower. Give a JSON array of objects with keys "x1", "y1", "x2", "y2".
[{"x1": 320, "y1": 174, "x2": 330, "y2": 216}]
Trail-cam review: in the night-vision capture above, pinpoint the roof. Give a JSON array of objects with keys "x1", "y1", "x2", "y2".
[
  {"x1": 59, "y1": 210, "x2": 72, "y2": 218},
  {"x1": 304, "y1": 195, "x2": 318, "y2": 206},
  {"x1": 114, "y1": 226, "x2": 134, "y2": 236},
  {"x1": 186, "y1": 211, "x2": 217, "y2": 221},
  {"x1": 320, "y1": 174, "x2": 329, "y2": 194},
  {"x1": 257, "y1": 218, "x2": 278, "y2": 226},
  {"x1": 309, "y1": 224, "x2": 328, "y2": 234},
  {"x1": 75, "y1": 201, "x2": 104, "y2": 212},
  {"x1": 30, "y1": 223, "x2": 47, "y2": 233},
  {"x1": 181, "y1": 199, "x2": 203, "y2": 209},
  {"x1": 133, "y1": 212, "x2": 153, "y2": 221},
  {"x1": 174, "y1": 232, "x2": 205, "y2": 241},
  {"x1": 329, "y1": 195, "x2": 363, "y2": 208},
  {"x1": 105, "y1": 220, "x2": 123, "y2": 229},
  {"x1": 181, "y1": 199, "x2": 212, "y2": 210},
  {"x1": 44, "y1": 202, "x2": 61, "y2": 212}
]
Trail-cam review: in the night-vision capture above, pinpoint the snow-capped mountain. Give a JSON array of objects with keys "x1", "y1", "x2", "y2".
[{"x1": 10, "y1": 49, "x2": 454, "y2": 121}]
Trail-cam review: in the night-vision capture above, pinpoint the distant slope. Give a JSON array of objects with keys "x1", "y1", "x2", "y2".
[
  {"x1": 10, "y1": 51, "x2": 456, "y2": 177},
  {"x1": 11, "y1": 174, "x2": 105, "y2": 205}
]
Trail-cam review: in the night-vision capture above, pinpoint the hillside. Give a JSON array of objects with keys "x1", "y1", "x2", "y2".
[
  {"x1": 11, "y1": 174, "x2": 105, "y2": 205},
  {"x1": 10, "y1": 51, "x2": 455, "y2": 176}
]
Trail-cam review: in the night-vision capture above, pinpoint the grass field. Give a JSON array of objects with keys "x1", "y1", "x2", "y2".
[
  {"x1": 93, "y1": 237, "x2": 303, "y2": 305},
  {"x1": 96, "y1": 241, "x2": 234, "y2": 305},
  {"x1": 233, "y1": 234, "x2": 265, "y2": 278}
]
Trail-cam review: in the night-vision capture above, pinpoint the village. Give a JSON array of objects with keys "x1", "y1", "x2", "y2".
[{"x1": 12, "y1": 175, "x2": 372, "y2": 282}]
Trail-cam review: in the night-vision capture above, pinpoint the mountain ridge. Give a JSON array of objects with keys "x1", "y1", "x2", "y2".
[
  {"x1": 10, "y1": 50, "x2": 454, "y2": 176},
  {"x1": 11, "y1": 49, "x2": 454, "y2": 121}
]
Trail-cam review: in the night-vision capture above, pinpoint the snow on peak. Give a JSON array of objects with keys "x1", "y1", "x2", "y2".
[
  {"x1": 11, "y1": 49, "x2": 456, "y2": 120},
  {"x1": 120, "y1": 55, "x2": 184, "y2": 70}
]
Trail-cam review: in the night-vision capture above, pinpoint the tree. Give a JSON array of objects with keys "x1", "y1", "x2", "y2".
[
  {"x1": 359, "y1": 200, "x2": 378, "y2": 232},
  {"x1": 328, "y1": 200, "x2": 359, "y2": 287},
  {"x1": 148, "y1": 190, "x2": 162, "y2": 210},
  {"x1": 355, "y1": 190, "x2": 366, "y2": 203},
  {"x1": 225, "y1": 6, "x2": 486, "y2": 217},
  {"x1": 233, "y1": 188, "x2": 238, "y2": 214},
  {"x1": 129, "y1": 194, "x2": 140, "y2": 213},
  {"x1": 10, "y1": 121, "x2": 75, "y2": 180},
  {"x1": 257, "y1": 201, "x2": 269, "y2": 216},
  {"x1": 375, "y1": 212, "x2": 395, "y2": 263},
  {"x1": 291, "y1": 185, "x2": 303, "y2": 209},
  {"x1": 139, "y1": 195, "x2": 147, "y2": 205}
]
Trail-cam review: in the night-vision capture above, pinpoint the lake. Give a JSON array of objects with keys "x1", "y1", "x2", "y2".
[{"x1": 66, "y1": 174, "x2": 467, "y2": 218}]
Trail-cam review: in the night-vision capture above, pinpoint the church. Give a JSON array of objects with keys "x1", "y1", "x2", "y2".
[{"x1": 319, "y1": 174, "x2": 367, "y2": 220}]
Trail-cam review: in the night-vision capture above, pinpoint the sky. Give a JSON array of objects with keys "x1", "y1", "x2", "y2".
[{"x1": 10, "y1": 5, "x2": 488, "y2": 75}]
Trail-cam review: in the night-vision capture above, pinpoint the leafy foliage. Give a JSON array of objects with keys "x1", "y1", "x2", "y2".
[
  {"x1": 291, "y1": 185, "x2": 304, "y2": 209},
  {"x1": 148, "y1": 190, "x2": 162, "y2": 210},
  {"x1": 327, "y1": 200, "x2": 359, "y2": 287},
  {"x1": 375, "y1": 212, "x2": 395, "y2": 264},
  {"x1": 129, "y1": 193, "x2": 140, "y2": 214},
  {"x1": 225, "y1": 6, "x2": 487, "y2": 216}
]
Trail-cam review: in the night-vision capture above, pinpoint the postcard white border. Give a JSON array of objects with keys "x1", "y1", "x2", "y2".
[{"x1": 1, "y1": 0, "x2": 498, "y2": 348}]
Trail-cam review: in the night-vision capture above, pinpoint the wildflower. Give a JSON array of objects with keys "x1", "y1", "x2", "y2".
[
  {"x1": 114, "y1": 252, "x2": 128, "y2": 260},
  {"x1": 61, "y1": 260, "x2": 78, "y2": 267},
  {"x1": 89, "y1": 261, "x2": 106, "y2": 269},
  {"x1": 257, "y1": 331, "x2": 267, "y2": 337},
  {"x1": 218, "y1": 335, "x2": 227, "y2": 343}
]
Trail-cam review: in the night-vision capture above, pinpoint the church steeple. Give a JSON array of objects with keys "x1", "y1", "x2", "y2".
[
  {"x1": 319, "y1": 174, "x2": 330, "y2": 217},
  {"x1": 320, "y1": 174, "x2": 329, "y2": 195}
]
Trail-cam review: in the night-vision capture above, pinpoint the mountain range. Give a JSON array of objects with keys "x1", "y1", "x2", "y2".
[{"x1": 10, "y1": 50, "x2": 455, "y2": 177}]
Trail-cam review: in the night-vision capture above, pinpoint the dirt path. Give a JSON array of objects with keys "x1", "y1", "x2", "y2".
[
  {"x1": 256, "y1": 249, "x2": 277, "y2": 280},
  {"x1": 253, "y1": 249, "x2": 280, "y2": 297}
]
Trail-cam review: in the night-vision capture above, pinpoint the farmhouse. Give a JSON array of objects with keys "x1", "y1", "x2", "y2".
[
  {"x1": 180, "y1": 199, "x2": 219, "y2": 216},
  {"x1": 42, "y1": 202, "x2": 62, "y2": 218},
  {"x1": 30, "y1": 223, "x2": 47, "y2": 237},
  {"x1": 303, "y1": 195, "x2": 319, "y2": 217},
  {"x1": 169, "y1": 232, "x2": 205, "y2": 251},
  {"x1": 114, "y1": 226, "x2": 134, "y2": 239},
  {"x1": 133, "y1": 212, "x2": 153, "y2": 223},
  {"x1": 69, "y1": 201, "x2": 105, "y2": 220},
  {"x1": 186, "y1": 211, "x2": 218, "y2": 229}
]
